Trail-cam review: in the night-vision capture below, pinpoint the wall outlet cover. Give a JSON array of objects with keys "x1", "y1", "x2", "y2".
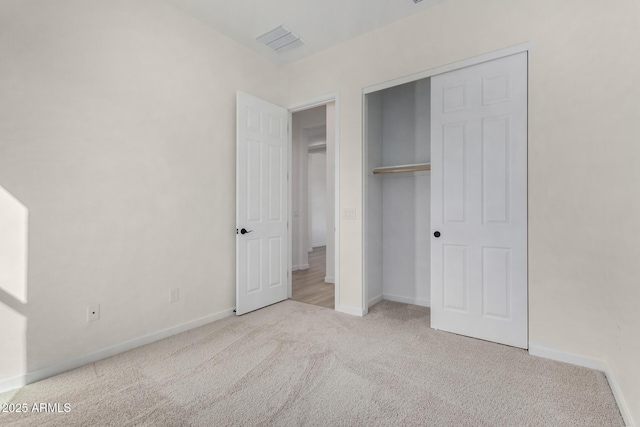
[
  {"x1": 343, "y1": 208, "x2": 356, "y2": 220},
  {"x1": 170, "y1": 288, "x2": 179, "y2": 303}
]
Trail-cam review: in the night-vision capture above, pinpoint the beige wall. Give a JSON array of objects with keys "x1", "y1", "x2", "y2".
[
  {"x1": 1, "y1": 0, "x2": 638, "y2": 421},
  {"x1": 281, "y1": 0, "x2": 639, "y2": 421},
  {"x1": 0, "y1": 0, "x2": 281, "y2": 380}
]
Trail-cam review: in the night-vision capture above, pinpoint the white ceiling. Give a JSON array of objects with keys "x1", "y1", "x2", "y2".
[{"x1": 164, "y1": 0, "x2": 445, "y2": 65}]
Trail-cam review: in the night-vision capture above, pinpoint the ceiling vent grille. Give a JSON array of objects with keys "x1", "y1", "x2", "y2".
[{"x1": 256, "y1": 25, "x2": 305, "y2": 53}]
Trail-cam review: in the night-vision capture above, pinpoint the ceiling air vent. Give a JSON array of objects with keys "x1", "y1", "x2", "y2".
[{"x1": 256, "y1": 25, "x2": 305, "y2": 53}]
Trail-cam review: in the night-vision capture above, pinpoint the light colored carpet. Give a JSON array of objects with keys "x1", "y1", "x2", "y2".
[{"x1": 0, "y1": 300, "x2": 623, "y2": 426}]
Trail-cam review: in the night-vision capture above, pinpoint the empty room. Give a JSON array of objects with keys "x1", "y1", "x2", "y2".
[{"x1": 0, "y1": 0, "x2": 638, "y2": 425}]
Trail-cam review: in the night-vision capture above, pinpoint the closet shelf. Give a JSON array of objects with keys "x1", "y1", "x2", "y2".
[{"x1": 372, "y1": 163, "x2": 431, "y2": 175}]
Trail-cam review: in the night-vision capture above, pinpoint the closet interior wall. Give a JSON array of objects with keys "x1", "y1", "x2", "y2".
[{"x1": 366, "y1": 79, "x2": 431, "y2": 308}]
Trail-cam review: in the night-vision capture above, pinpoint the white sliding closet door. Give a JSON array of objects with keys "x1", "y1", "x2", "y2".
[{"x1": 430, "y1": 52, "x2": 528, "y2": 349}]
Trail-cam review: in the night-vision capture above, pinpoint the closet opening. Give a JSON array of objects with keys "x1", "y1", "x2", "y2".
[
  {"x1": 363, "y1": 49, "x2": 529, "y2": 349},
  {"x1": 290, "y1": 104, "x2": 336, "y2": 309},
  {"x1": 364, "y1": 78, "x2": 432, "y2": 312}
]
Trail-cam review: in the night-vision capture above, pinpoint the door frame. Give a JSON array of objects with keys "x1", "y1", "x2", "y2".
[
  {"x1": 287, "y1": 92, "x2": 341, "y2": 310},
  {"x1": 361, "y1": 42, "x2": 531, "y2": 320}
]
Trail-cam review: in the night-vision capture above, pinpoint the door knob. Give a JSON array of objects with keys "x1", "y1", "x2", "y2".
[
  {"x1": 240, "y1": 228, "x2": 253, "y2": 235},
  {"x1": 434, "y1": 231, "x2": 441, "y2": 238}
]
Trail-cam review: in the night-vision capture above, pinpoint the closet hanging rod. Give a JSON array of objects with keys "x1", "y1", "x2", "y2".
[{"x1": 372, "y1": 163, "x2": 431, "y2": 175}]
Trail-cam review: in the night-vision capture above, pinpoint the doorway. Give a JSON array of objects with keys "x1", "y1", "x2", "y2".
[
  {"x1": 235, "y1": 92, "x2": 339, "y2": 316},
  {"x1": 290, "y1": 104, "x2": 336, "y2": 309}
]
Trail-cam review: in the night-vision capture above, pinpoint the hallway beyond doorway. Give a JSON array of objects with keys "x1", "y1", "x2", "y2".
[{"x1": 291, "y1": 247, "x2": 334, "y2": 309}]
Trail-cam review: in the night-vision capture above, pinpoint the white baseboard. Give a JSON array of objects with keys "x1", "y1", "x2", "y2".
[
  {"x1": 383, "y1": 293, "x2": 430, "y2": 307},
  {"x1": 0, "y1": 374, "x2": 26, "y2": 393},
  {"x1": 529, "y1": 342, "x2": 634, "y2": 426},
  {"x1": 528, "y1": 341, "x2": 602, "y2": 370},
  {"x1": 335, "y1": 305, "x2": 364, "y2": 317},
  {"x1": 291, "y1": 265, "x2": 299, "y2": 271},
  {"x1": 324, "y1": 276, "x2": 335, "y2": 284},
  {"x1": 299, "y1": 264, "x2": 310, "y2": 270},
  {"x1": 601, "y1": 359, "x2": 635, "y2": 427},
  {"x1": 0, "y1": 307, "x2": 235, "y2": 394},
  {"x1": 368, "y1": 294, "x2": 384, "y2": 307}
]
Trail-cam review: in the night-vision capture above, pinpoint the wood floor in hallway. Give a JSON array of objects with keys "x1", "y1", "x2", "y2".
[{"x1": 291, "y1": 246, "x2": 334, "y2": 309}]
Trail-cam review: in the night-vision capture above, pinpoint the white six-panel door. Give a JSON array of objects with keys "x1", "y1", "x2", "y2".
[
  {"x1": 236, "y1": 92, "x2": 289, "y2": 315},
  {"x1": 431, "y1": 53, "x2": 528, "y2": 348}
]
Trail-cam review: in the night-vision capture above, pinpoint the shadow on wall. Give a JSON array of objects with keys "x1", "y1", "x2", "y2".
[{"x1": 0, "y1": 185, "x2": 28, "y2": 397}]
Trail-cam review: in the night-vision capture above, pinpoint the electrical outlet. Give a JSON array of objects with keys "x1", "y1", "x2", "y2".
[
  {"x1": 170, "y1": 288, "x2": 179, "y2": 303},
  {"x1": 343, "y1": 207, "x2": 356, "y2": 220},
  {"x1": 87, "y1": 304, "x2": 100, "y2": 322}
]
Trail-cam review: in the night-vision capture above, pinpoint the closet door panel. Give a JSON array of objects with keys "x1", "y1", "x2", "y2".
[
  {"x1": 431, "y1": 52, "x2": 528, "y2": 349},
  {"x1": 442, "y1": 244, "x2": 468, "y2": 312},
  {"x1": 482, "y1": 246, "x2": 511, "y2": 319},
  {"x1": 481, "y1": 116, "x2": 511, "y2": 225},
  {"x1": 442, "y1": 123, "x2": 467, "y2": 223}
]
